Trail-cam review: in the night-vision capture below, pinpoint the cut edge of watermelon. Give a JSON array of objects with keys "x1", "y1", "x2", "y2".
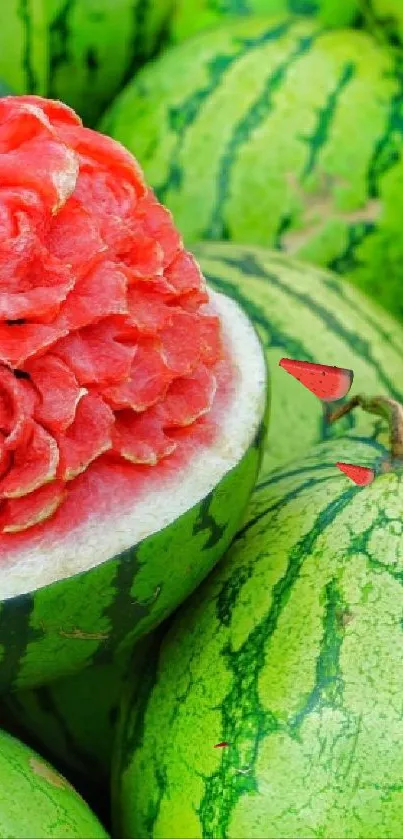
[{"x1": 0, "y1": 288, "x2": 267, "y2": 600}]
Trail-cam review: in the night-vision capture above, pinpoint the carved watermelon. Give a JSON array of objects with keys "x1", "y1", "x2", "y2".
[{"x1": 0, "y1": 95, "x2": 267, "y2": 694}]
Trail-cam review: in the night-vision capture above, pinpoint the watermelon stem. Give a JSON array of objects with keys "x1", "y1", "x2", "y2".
[{"x1": 327, "y1": 395, "x2": 403, "y2": 460}]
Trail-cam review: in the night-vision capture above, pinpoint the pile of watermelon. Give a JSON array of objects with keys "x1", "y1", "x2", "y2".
[{"x1": 0, "y1": 3, "x2": 402, "y2": 838}]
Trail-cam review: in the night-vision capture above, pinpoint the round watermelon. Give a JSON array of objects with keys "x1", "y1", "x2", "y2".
[
  {"x1": 101, "y1": 16, "x2": 403, "y2": 323},
  {"x1": 0, "y1": 2, "x2": 174, "y2": 126},
  {"x1": 7, "y1": 240, "x2": 403, "y2": 797},
  {"x1": 170, "y1": 0, "x2": 360, "y2": 43},
  {"x1": 0, "y1": 726, "x2": 108, "y2": 837},
  {"x1": 113, "y1": 420, "x2": 403, "y2": 839},
  {"x1": 0, "y1": 96, "x2": 267, "y2": 694}
]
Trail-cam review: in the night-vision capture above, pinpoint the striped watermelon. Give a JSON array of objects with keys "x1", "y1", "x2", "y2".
[
  {"x1": 170, "y1": 0, "x2": 361, "y2": 43},
  {"x1": 113, "y1": 426, "x2": 403, "y2": 839},
  {"x1": 8, "y1": 241, "x2": 403, "y2": 796},
  {"x1": 0, "y1": 727, "x2": 108, "y2": 837},
  {"x1": 0, "y1": 2, "x2": 174, "y2": 126},
  {"x1": 101, "y1": 17, "x2": 403, "y2": 322}
]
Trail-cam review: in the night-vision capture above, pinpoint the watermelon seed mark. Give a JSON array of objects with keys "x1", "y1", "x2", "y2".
[
  {"x1": 29, "y1": 757, "x2": 70, "y2": 789},
  {"x1": 214, "y1": 741, "x2": 230, "y2": 748},
  {"x1": 58, "y1": 628, "x2": 109, "y2": 640},
  {"x1": 38, "y1": 621, "x2": 109, "y2": 641}
]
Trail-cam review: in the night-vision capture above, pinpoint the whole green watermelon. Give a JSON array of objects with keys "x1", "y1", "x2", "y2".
[
  {"x1": 170, "y1": 0, "x2": 360, "y2": 43},
  {"x1": 0, "y1": 1, "x2": 174, "y2": 126},
  {"x1": 101, "y1": 17, "x2": 403, "y2": 322},
  {"x1": 113, "y1": 426, "x2": 403, "y2": 839}
]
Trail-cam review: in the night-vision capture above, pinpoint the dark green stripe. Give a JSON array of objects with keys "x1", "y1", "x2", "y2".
[
  {"x1": 301, "y1": 62, "x2": 355, "y2": 179},
  {"x1": 90, "y1": 549, "x2": 150, "y2": 668},
  {"x1": 206, "y1": 251, "x2": 403, "y2": 400},
  {"x1": 157, "y1": 19, "x2": 293, "y2": 202},
  {"x1": 205, "y1": 31, "x2": 320, "y2": 240},
  {"x1": 290, "y1": 577, "x2": 346, "y2": 731},
  {"x1": 193, "y1": 491, "x2": 228, "y2": 549},
  {"x1": 0, "y1": 594, "x2": 36, "y2": 691},
  {"x1": 18, "y1": 0, "x2": 38, "y2": 93},
  {"x1": 328, "y1": 219, "x2": 377, "y2": 275},
  {"x1": 48, "y1": 0, "x2": 74, "y2": 98},
  {"x1": 198, "y1": 485, "x2": 358, "y2": 837}
]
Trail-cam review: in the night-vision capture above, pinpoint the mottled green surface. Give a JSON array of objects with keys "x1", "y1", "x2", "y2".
[
  {"x1": 2, "y1": 635, "x2": 153, "y2": 797},
  {"x1": 101, "y1": 18, "x2": 403, "y2": 321},
  {"x1": 0, "y1": 388, "x2": 266, "y2": 694},
  {"x1": 47, "y1": 0, "x2": 174, "y2": 126},
  {"x1": 196, "y1": 243, "x2": 403, "y2": 477},
  {"x1": 361, "y1": 0, "x2": 403, "y2": 46},
  {"x1": 170, "y1": 0, "x2": 360, "y2": 43},
  {"x1": 0, "y1": 0, "x2": 47, "y2": 95},
  {"x1": 114, "y1": 433, "x2": 403, "y2": 839},
  {"x1": 0, "y1": 727, "x2": 108, "y2": 837}
]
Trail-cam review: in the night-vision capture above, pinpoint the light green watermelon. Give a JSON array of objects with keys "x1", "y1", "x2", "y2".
[
  {"x1": 101, "y1": 17, "x2": 403, "y2": 322},
  {"x1": 113, "y1": 412, "x2": 403, "y2": 838},
  {"x1": 0, "y1": 726, "x2": 108, "y2": 837},
  {"x1": 170, "y1": 0, "x2": 360, "y2": 43}
]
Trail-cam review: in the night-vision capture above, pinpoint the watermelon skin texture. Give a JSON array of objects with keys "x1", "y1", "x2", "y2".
[
  {"x1": 170, "y1": 0, "x2": 360, "y2": 43},
  {"x1": 0, "y1": 727, "x2": 108, "y2": 837},
  {"x1": 0, "y1": 1, "x2": 48, "y2": 97},
  {"x1": 361, "y1": 1, "x2": 403, "y2": 47},
  {"x1": 101, "y1": 17, "x2": 403, "y2": 322},
  {"x1": 195, "y1": 243, "x2": 403, "y2": 478},
  {"x1": 113, "y1": 432, "x2": 403, "y2": 839},
  {"x1": 0, "y1": 419, "x2": 265, "y2": 695},
  {"x1": 0, "y1": 1, "x2": 174, "y2": 126},
  {"x1": 46, "y1": 0, "x2": 174, "y2": 126}
]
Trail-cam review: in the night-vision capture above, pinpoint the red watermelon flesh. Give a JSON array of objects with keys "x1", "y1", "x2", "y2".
[
  {"x1": 0, "y1": 96, "x2": 225, "y2": 536},
  {"x1": 279, "y1": 359, "x2": 354, "y2": 401},
  {"x1": 336, "y1": 462, "x2": 375, "y2": 486}
]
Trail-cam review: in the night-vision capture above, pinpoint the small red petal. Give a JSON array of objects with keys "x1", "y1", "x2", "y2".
[{"x1": 336, "y1": 462, "x2": 375, "y2": 486}]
